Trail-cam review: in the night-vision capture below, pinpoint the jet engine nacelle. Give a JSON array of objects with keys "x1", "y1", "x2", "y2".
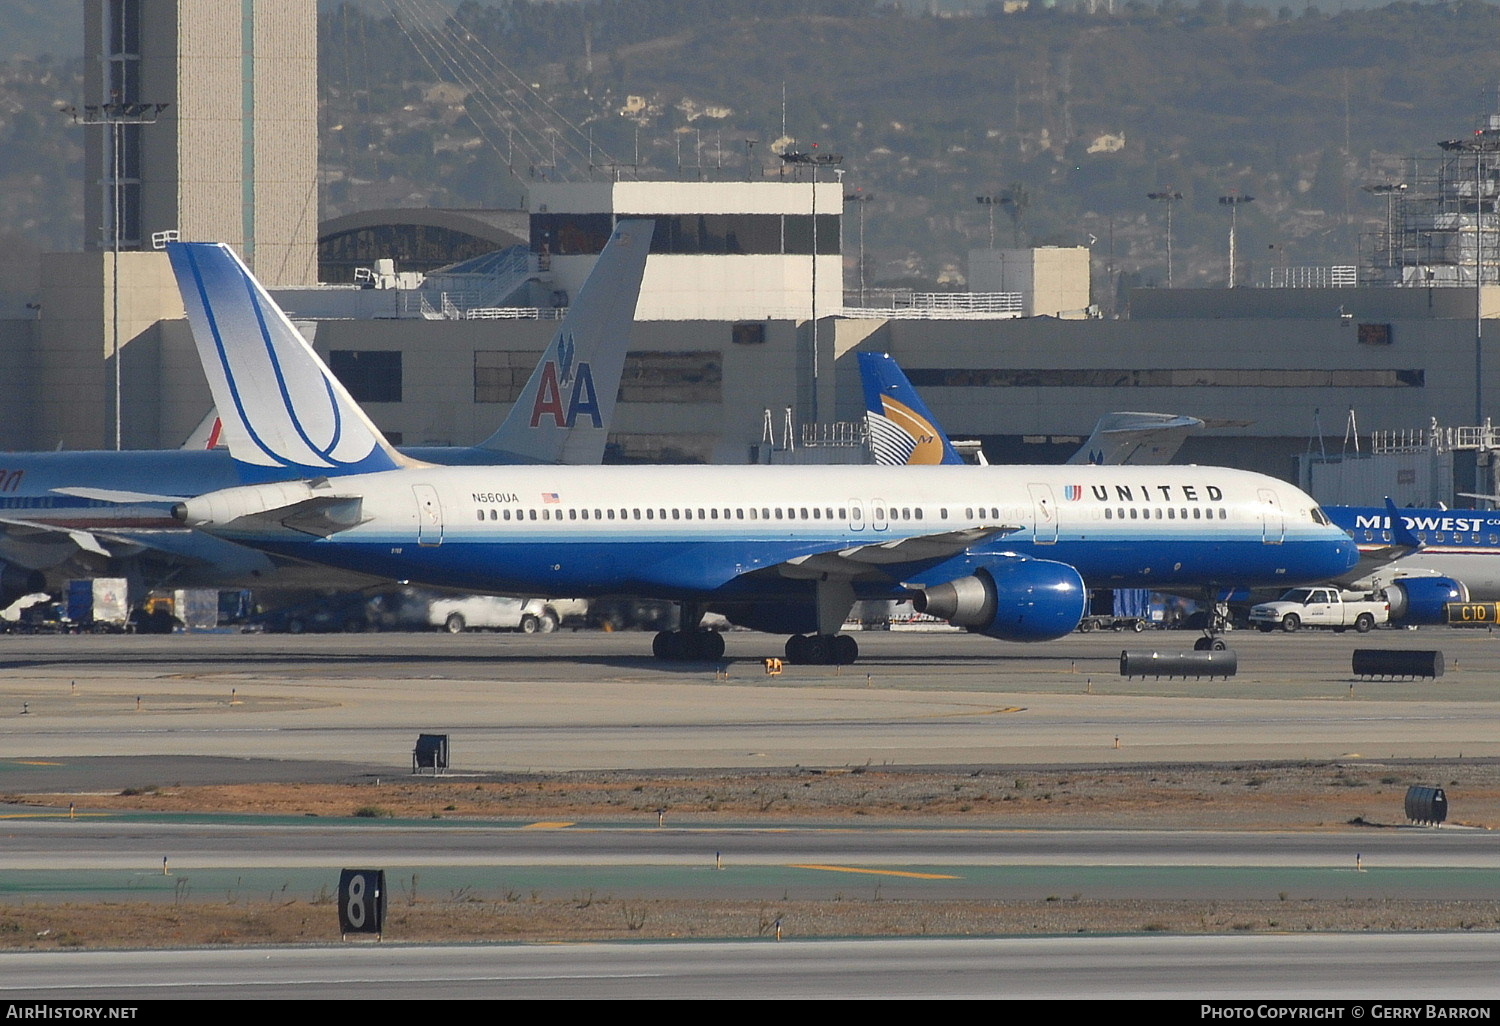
[
  {"x1": 0, "y1": 562, "x2": 46, "y2": 608},
  {"x1": 1383, "y1": 576, "x2": 1469, "y2": 625},
  {"x1": 913, "y1": 559, "x2": 1087, "y2": 642}
]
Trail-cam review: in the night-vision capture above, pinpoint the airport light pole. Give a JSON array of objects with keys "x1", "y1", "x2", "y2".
[
  {"x1": 1439, "y1": 130, "x2": 1500, "y2": 428},
  {"x1": 976, "y1": 194, "x2": 997, "y2": 249},
  {"x1": 848, "y1": 189, "x2": 873, "y2": 306},
  {"x1": 1218, "y1": 193, "x2": 1254, "y2": 288},
  {"x1": 1147, "y1": 190, "x2": 1183, "y2": 287},
  {"x1": 66, "y1": 101, "x2": 168, "y2": 450},
  {"x1": 1361, "y1": 182, "x2": 1408, "y2": 272}
]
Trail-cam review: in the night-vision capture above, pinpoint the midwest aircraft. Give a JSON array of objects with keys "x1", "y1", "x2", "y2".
[
  {"x1": 170, "y1": 254, "x2": 1361, "y2": 663},
  {"x1": 0, "y1": 221, "x2": 653, "y2": 602},
  {"x1": 1326, "y1": 505, "x2": 1499, "y2": 611}
]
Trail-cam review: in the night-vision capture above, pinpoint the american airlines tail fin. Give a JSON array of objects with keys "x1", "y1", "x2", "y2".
[
  {"x1": 167, "y1": 242, "x2": 407, "y2": 481},
  {"x1": 1064, "y1": 411, "x2": 1204, "y2": 466},
  {"x1": 180, "y1": 409, "x2": 223, "y2": 450},
  {"x1": 857, "y1": 352, "x2": 968, "y2": 466},
  {"x1": 476, "y1": 219, "x2": 653, "y2": 464}
]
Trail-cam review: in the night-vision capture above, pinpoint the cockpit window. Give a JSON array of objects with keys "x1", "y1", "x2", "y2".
[{"x1": 1310, "y1": 507, "x2": 1331, "y2": 526}]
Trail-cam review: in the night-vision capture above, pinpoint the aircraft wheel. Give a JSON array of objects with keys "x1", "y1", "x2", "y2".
[
  {"x1": 445, "y1": 613, "x2": 466, "y2": 634},
  {"x1": 695, "y1": 630, "x2": 725, "y2": 661},
  {"x1": 1193, "y1": 636, "x2": 1211, "y2": 651},
  {"x1": 1210, "y1": 637, "x2": 1228, "y2": 651},
  {"x1": 803, "y1": 635, "x2": 831, "y2": 665},
  {"x1": 785, "y1": 634, "x2": 808, "y2": 664},
  {"x1": 654, "y1": 630, "x2": 684, "y2": 660},
  {"x1": 835, "y1": 634, "x2": 858, "y2": 664}
]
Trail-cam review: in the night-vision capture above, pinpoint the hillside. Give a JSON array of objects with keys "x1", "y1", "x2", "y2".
[{"x1": 6, "y1": 0, "x2": 1500, "y2": 301}]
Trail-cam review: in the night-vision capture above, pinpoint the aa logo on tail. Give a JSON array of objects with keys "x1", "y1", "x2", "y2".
[{"x1": 530, "y1": 333, "x2": 602, "y2": 429}]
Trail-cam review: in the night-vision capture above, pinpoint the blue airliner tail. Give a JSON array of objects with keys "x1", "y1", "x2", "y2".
[
  {"x1": 856, "y1": 352, "x2": 967, "y2": 465},
  {"x1": 168, "y1": 242, "x2": 406, "y2": 481},
  {"x1": 474, "y1": 219, "x2": 653, "y2": 465}
]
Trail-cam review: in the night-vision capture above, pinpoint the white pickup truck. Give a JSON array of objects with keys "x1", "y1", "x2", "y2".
[{"x1": 1249, "y1": 587, "x2": 1389, "y2": 633}]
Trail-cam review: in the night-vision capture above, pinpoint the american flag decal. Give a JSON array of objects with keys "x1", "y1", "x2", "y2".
[
  {"x1": 542, "y1": 492, "x2": 560, "y2": 503},
  {"x1": 1063, "y1": 485, "x2": 1084, "y2": 501}
]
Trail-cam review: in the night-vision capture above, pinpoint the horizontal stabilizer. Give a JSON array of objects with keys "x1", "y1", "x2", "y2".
[
  {"x1": 778, "y1": 526, "x2": 1012, "y2": 580},
  {"x1": 1066, "y1": 412, "x2": 1204, "y2": 466},
  {"x1": 225, "y1": 495, "x2": 370, "y2": 539},
  {"x1": 52, "y1": 487, "x2": 191, "y2": 504}
]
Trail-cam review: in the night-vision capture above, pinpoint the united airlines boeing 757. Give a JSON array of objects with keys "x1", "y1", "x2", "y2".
[
  {"x1": 0, "y1": 222, "x2": 651, "y2": 598},
  {"x1": 169, "y1": 238, "x2": 1360, "y2": 663}
]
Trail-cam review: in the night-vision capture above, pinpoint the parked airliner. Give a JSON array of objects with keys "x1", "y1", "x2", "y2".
[
  {"x1": 169, "y1": 242, "x2": 1360, "y2": 663},
  {"x1": 1326, "y1": 505, "x2": 1500, "y2": 607},
  {"x1": 0, "y1": 222, "x2": 652, "y2": 601}
]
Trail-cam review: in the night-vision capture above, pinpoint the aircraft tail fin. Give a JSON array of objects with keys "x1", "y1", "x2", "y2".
[
  {"x1": 167, "y1": 242, "x2": 407, "y2": 480},
  {"x1": 477, "y1": 219, "x2": 653, "y2": 464},
  {"x1": 856, "y1": 352, "x2": 967, "y2": 466},
  {"x1": 1064, "y1": 412, "x2": 1204, "y2": 466},
  {"x1": 180, "y1": 409, "x2": 223, "y2": 450}
]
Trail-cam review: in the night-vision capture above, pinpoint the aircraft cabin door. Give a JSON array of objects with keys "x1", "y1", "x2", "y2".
[
  {"x1": 1258, "y1": 488, "x2": 1285, "y2": 544},
  {"x1": 414, "y1": 484, "x2": 444, "y2": 546},
  {"x1": 1028, "y1": 483, "x2": 1059, "y2": 544}
]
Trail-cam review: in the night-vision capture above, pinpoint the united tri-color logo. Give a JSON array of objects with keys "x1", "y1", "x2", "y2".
[
  {"x1": 530, "y1": 332, "x2": 602, "y2": 429},
  {"x1": 1063, "y1": 485, "x2": 1084, "y2": 501},
  {"x1": 867, "y1": 397, "x2": 947, "y2": 465}
]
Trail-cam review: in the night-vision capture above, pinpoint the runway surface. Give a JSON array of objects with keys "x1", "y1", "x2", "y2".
[
  {"x1": 3, "y1": 628, "x2": 1500, "y2": 777},
  {"x1": 4, "y1": 934, "x2": 1499, "y2": 1000}
]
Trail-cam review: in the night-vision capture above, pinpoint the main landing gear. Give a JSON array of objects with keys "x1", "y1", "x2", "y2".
[
  {"x1": 784, "y1": 633, "x2": 858, "y2": 665},
  {"x1": 651, "y1": 599, "x2": 728, "y2": 662},
  {"x1": 652, "y1": 628, "x2": 725, "y2": 662}
]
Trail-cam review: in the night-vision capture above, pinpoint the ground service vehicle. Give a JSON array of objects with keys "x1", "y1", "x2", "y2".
[
  {"x1": 1249, "y1": 587, "x2": 1389, "y2": 633},
  {"x1": 427, "y1": 595, "x2": 560, "y2": 634}
]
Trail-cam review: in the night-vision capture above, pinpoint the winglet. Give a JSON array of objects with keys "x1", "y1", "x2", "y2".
[
  {"x1": 477, "y1": 219, "x2": 653, "y2": 464},
  {"x1": 856, "y1": 352, "x2": 966, "y2": 465},
  {"x1": 167, "y1": 242, "x2": 407, "y2": 481}
]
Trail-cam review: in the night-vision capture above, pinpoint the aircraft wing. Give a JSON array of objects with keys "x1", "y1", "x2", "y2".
[
  {"x1": 775, "y1": 526, "x2": 1015, "y2": 580},
  {"x1": 0, "y1": 515, "x2": 114, "y2": 561}
]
